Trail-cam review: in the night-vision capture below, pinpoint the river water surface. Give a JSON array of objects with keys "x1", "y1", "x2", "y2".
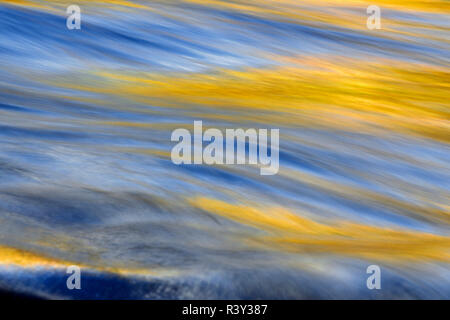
[{"x1": 0, "y1": 0, "x2": 449, "y2": 299}]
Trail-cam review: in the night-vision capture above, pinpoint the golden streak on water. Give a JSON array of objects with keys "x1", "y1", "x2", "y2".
[
  {"x1": 191, "y1": 197, "x2": 450, "y2": 263},
  {"x1": 44, "y1": 56, "x2": 449, "y2": 143},
  {"x1": 0, "y1": 245, "x2": 180, "y2": 278}
]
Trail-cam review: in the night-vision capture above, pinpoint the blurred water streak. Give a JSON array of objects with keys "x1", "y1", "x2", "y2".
[{"x1": 0, "y1": 0, "x2": 449, "y2": 299}]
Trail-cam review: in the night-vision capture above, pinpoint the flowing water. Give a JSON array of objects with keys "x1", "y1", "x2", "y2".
[{"x1": 0, "y1": 0, "x2": 449, "y2": 299}]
